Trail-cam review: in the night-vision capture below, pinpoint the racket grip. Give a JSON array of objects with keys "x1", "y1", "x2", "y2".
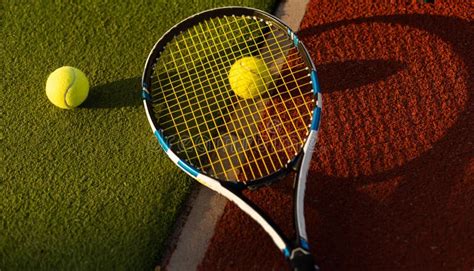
[{"x1": 290, "y1": 249, "x2": 319, "y2": 271}]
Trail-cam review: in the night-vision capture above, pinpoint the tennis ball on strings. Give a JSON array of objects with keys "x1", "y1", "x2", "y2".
[
  {"x1": 229, "y1": 56, "x2": 271, "y2": 99},
  {"x1": 45, "y1": 66, "x2": 89, "y2": 109}
]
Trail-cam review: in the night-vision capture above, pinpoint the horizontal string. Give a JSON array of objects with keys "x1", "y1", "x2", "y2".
[
  {"x1": 151, "y1": 66, "x2": 311, "y2": 120},
  {"x1": 161, "y1": 102, "x2": 312, "y2": 147},
  {"x1": 178, "y1": 126, "x2": 308, "y2": 173},
  {"x1": 155, "y1": 81, "x2": 313, "y2": 132},
  {"x1": 156, "y1": 15, "x2": 271, "y2": 62},
  {"x1": 151, "y1": 54, "x2": 305, "y2": 104},
  {"x1": 154, "y1": 27, "x2": 290, "y2": 75},
  {"x1": 155, "y1": 15, "x2": 285, "y2": 70},
  {"x1": 151, "y1": 47, "x2": 301, "y2": 95},
  {"x1": 170, "y1": 114, "x2": 309, "y2": 158}
]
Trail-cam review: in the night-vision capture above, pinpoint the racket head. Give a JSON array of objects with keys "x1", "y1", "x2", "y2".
[{"x1": 142, "y1": 7, "x2": 322, "y2": 187}]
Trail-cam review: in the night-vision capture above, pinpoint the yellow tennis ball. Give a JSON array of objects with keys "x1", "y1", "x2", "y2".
[
  {"x1": 45, "y1": 66, "x2": 89, "y2": 109},
  {"x1": 228, "y1": 56, "x2": 270, "y2": 99}
]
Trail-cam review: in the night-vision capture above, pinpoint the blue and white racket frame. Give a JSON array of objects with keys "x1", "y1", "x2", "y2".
[{"x1": 142, "y1": 7, "x2": 322, "y2": 271}]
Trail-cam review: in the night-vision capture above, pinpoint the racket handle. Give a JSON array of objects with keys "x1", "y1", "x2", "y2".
[{"x1": 290, "y1": 249, "x2": 319, "y2": 271}]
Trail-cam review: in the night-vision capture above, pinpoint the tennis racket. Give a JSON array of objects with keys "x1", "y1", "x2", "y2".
[{"x1": 142, "y1": 7, "x2": 322, "y2": 270}]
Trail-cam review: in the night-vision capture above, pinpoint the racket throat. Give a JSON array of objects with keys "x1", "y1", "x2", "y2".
[{"x1": 289, "y1": 247, "x2": 319, "y2": 271}]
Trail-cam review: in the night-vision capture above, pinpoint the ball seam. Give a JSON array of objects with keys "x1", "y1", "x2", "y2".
[{"x1": 64, "y1": 68, "x2": 77, "y2": 109}]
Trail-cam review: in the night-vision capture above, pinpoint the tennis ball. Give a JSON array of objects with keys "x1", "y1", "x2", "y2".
[
  {"x1": 228, "y1": 56, "x2": 270, "y2": 99},
  {"x1": 45, "y1": 66, "x2": 89, "y2": 109}
]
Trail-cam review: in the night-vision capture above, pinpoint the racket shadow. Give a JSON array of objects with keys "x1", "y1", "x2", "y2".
[
  {"x1": 298, "y1": 13, "x2": 473, "y2": 271},
  {"x1": 83, "y1": 77, "x2": 142, "y2": 109},
  {"x1": 316, "y1": 60, "x2": 406, "y2": 94},
  {"x1": 199, "y1": 12, "x2": 473, "y2": 271}
]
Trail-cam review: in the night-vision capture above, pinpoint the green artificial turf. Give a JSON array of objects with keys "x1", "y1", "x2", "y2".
[{"x1": 1, "y1": 0, "x2": 277, "y2": 270}]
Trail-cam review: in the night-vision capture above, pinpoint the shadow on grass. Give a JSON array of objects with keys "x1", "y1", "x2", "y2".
[{"x1": 83, "y1": 77, "x2": 142, "y2": 108}]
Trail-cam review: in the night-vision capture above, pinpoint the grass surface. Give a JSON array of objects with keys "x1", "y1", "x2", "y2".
[{"x1": 1, "y1": 0, "x2": 277, "y2": 270}]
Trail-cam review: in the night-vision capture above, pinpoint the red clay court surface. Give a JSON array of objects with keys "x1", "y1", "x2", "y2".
[{"x1": 198, "y1": 1, "x2": 473, "y2": 270}]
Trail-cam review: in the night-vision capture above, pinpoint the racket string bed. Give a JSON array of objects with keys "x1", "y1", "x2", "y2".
[{"x1": 151, "y1": 15, "x2": 314, "y2": 182}]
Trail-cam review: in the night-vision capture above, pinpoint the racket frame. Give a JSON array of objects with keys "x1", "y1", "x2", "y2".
[{"x1": 142, "y1": 6, "x2": 322, "y2": 270}]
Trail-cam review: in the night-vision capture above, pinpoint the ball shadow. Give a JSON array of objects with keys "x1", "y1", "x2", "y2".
[{"x1": 83, "y1": 77, "x2": 142, "y2": 108}]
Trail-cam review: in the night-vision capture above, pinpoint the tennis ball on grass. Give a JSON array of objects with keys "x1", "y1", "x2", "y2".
[
  {"x1": 46, "y1": 66, "x2": 89, "y2": 109},
  {"x1": 228, "y1": 56, "x2": 270, "y2": 99}
]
